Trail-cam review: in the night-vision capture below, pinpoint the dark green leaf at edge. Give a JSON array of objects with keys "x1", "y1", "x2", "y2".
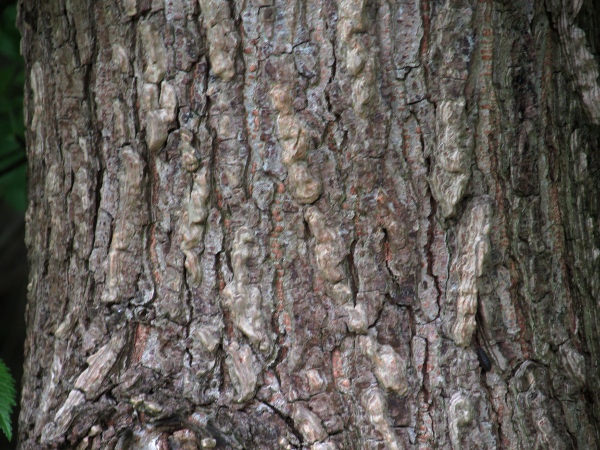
[{"x1": 0, "y1": 359, "x2": 15, "y2": 441}]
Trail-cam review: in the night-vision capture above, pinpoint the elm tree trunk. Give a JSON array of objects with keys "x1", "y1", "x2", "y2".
[{"x1": 17, "y1": 0, "x2": 600, "y2": 448}]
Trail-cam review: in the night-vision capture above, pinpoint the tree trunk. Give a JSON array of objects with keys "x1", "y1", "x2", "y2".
[{"x1": 16, "y1": 0, "x2": 600, "y2": 448}]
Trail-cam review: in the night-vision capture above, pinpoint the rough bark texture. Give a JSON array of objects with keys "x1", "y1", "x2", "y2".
[{"x1": 16, "y1": 0, "x2": 600, "y2": 448}]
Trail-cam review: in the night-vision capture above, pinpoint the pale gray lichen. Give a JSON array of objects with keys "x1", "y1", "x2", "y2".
[
  {"x1": 338, "y1": 0, "x2": 368, "y2": 35},
  {"x1": 224, "y1": 341, "x2": 258, "y2": 402},
  {"x1": 304, "y1": 207, "x2": 345, "y2": 283},
  {"x1": 188, "y1": 170, "x2": 210, "y2": 223},
  {"x1": 54, "y1": 313, "x2": 75, "y2": 339},
  {"x1": 344, "y1": 301, "x2": 368, "y2": 333},
  {"x1": 535, "y1": 413, "x2": 568, "y2": 450},
  {"x1": 140, "y1": 82, "x2": 159, "y2": 113},
  {"x1": 358, "y1": 335, "x2": 408, "y2": 396},
  {"x1": 337, "y1": 0, "x2": 381, "y2": 117},
  {"x1": 130, "y1": 395, "x2": 163, "y2": 415},
  {"x1": 351, "y1": 63, "x2": 377, "y2": 117},
  {"x1": 118, "y1": 147, "x2": 145, "y2": 216},
  {"x1": 145, "y1": 111, "x2": 169, "y2": 153},
  {"x1": 181, "y1": 168, "x2": 210, "y2": 286},
  {"x1": 222, "y1": 163, "x2": 244, "y2": 189},
  {"x1": 123, "y1": 0, "x2": 137, "y2": 16},
  {"x1": 361, "y1": 387, "x2": 402, "y2": 450},
  {"x1": 451, "y1": 198, "x2": 492, "y2": 347},
  {"x1": 344, "y1": 38, "x2": 367, "y2": 76},
  {"x1": 111, "y1": 44, "x2": 130, "y2": 74},
  {"x1": 30, "y1": 62, "x2": 44, "y2": 151},
  {"x1": 331, "y1": 282, "x2": 353, "y2": 304},
  {"x1": 74, "y1": 334, "x2": 125, "y2": 397},
  {"x1": 222, "y1": 227, "x2": 272, "y2": 353},
  {"x1": 159, "y1": 82, "x2": 177, "y2": 121},
  {"x1": 41, "y1": 390, "x2": 85, "y2": 444},
  {"x1": 271, "y1": 85, "x2": 294, "y2": 114},
  {"x1": 429, "y1": 97, "x2": 474, "y2": 218},
  {"x1": 103, "y1": 147, "x2": 145, "y2": 303},
  {"x1": 304, "y1": 369, "x2": 326, "y2": 394},
  {"x1": 215, "y1": 114, "x2": 238, "y2": 140},
  {"x1": 139, "y1": 21, "x2": 166, "y2": 83},
  {"x1": 291, "y1": 404, "x2": 328, "y2": 445},
  {"x1": 183, "y1": 317, "x2": 223, "y2": 384},
  {"x1": 112, "y1": 100, "x2": 129, "y2": 146},
  {"x1": 143, "y1": 81, "x2": 177, "y2": 153},
  {"x1": 557, "y1": 13, "x2": 600, "y2": 124},
  {"x1": 179, "y1": 129, "x2": 201, "y2": 172},
  {"x1": 271, "y1": 85, "x2": 322, "y2": 204},
  {"x1": 559, "y1": 341, "x2": 586, "y2": 388},
  {"x1": 198, "y1": 0, "x2": 239, "y2": 81},
  {"x1": 510, "y1": 362, "x2": 569, "y2": 450},
  {"x1": 201, "y1": 437, "x2": 217, "y2": 448},
  {"x1": 287, "y1": 162, "x2": 322, "y2": 204},
  {"x1": 310, "y1": 442, "x2": 338, "y2": 450},
  {"x1": 131, "y1": 430, "x2": 163, "y2": 450},
  {"x1": 72, "y1": 167, "x2": 94, "y2": 258},
  {"x1": 448, "y1": 391, "x2": 474, "y2": 449},
  {"x1": 190, "y1": 321, "x2": 222, "y2": 356},
  {"x1": 279, "y1": 127, "x2": 309, "y2": 166}
]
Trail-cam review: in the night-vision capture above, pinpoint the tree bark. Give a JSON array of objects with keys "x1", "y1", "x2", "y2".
[{"x1": 16, "y1": 0, "x2": 600, "y2": 448}]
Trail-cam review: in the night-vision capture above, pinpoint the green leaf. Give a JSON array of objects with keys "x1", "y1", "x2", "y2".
[{"x1": 0, "y1": 359, "x2": 16, "y2": 441}]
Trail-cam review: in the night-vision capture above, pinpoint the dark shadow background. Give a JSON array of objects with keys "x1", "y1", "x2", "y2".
[
  {"x1": 0, "y1": 1, "x2": 27, "y2": 449},
  {"x1": 0, "y1": 201, "x2": 25, "y2": 450}
]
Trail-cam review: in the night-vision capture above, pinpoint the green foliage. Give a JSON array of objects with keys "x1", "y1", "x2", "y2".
[
  {"x1": 0, "y1": 359, "x2": 15, "y2": 442},
  {"x1": 0, "y1": 4, "x2": 26, "y2": 211}
]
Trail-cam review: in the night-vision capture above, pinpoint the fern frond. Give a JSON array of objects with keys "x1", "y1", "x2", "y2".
[{"x1": 0, "y1": 359, "x2": 16, "y2": 441}]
